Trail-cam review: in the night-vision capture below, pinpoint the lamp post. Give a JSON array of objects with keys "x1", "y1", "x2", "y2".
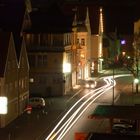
[
  {"x1": 112, "y1": 64, "x2": 115, "y2": 105},
  {"x1": 134, "y1": 78, "x2": 139, "y2": 94},
  {"x1": 134, "y1": 36, "x2": 139, "y2": 94},
  {"x1": 103, "y1": 30, "x2": 119, "y2": 105}
]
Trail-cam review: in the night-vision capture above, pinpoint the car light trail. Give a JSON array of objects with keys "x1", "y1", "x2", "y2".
[
  {"x1": 45, "y1": 76, "x2": 117, "y2": 140},
  {"x1": 57, "y1": 83, "x2": 114, "y2": 140}
]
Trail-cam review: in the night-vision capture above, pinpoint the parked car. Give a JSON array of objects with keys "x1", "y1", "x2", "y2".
[
  {"x1": 112, "y1": 123, "x2": 133, "y2": 134},
  {"x1": 28, "y1": 97, "x2": 46, "y2": 108}
]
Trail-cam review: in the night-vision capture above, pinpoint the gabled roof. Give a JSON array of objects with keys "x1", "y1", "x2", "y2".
[
  {"x1": 0, "y1": 31, "x2": 11, "y2": 77},
  {"x1": 62, "y1": 4, "x2": 100, "y2": 34},
  {"x1": 26, "y1": 3, "x2": 74, "y2": 33},
  {"x1": 75, "y1": 6, "x2": 88, "y2": 32},
  {"x1": 13, "y1": 33, "x2": 23, "y2": 61}
]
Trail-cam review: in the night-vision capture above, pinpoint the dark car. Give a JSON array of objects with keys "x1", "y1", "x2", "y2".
[{"x1": 112, "y1": 123, "x2": 133, "y2": 134}]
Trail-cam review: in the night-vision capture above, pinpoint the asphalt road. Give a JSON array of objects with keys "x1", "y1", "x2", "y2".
[{"x1": 0, "y1": 73, "x2": 136, "y2": 140}]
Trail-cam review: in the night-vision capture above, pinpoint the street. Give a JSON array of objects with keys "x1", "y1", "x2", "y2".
[{"x1": 0, "y1": 73, "x2": 137, "y2": 140}]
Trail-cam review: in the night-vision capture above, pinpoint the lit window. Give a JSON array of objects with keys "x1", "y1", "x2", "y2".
[
  {"x1": 21, "y1": 80, "x2": 24, "y2": 89},
  {"x1": 0, "y1": 97, "x2": 8, "y2": 114},
  {"x1": 30, "y1": 78, "x2": 34, "y2": 83},
  {"x1": 122, "y1": 51, "x2": 126, "y2": 56},
  {"x1": 63, "y1": 63, "x2": 71, "y2": 73},
  {"x1": 80, "y1": 53, "x2": 85, "y2": 58}
]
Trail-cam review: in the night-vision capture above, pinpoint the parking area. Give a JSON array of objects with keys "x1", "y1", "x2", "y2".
[{"x1": 0, "y1": 96, "x2": 77, "y2": 140}]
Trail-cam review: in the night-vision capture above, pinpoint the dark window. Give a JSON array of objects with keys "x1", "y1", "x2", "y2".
[{"x1": 81, "y1": 38, "x2": 85, "y2": 46}]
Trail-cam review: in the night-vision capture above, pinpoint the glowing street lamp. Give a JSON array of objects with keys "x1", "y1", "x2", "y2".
[
  {"x1": 134, "y1": 78, "x2": 139, "y2": 84},
  {"x1": 134, "y1": 78, "x2": 139, "y2": 94},
  {"x1": 63, "y1": 63, "x2": 71, "y2": 73}
]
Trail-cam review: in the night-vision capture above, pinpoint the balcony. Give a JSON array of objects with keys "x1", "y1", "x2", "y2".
[{"x1": 26, "y1": 45, "x2": 71, "y2": 52}]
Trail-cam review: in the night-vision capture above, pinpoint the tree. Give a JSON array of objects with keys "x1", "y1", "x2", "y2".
[{"x1": 122, "y1": 32, "x2": 140, "y2": 94}]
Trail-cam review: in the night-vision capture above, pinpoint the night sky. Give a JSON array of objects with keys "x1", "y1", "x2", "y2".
[
  {"x1": 63, "y1": 0, "x2": 140, "y2": 34},
  {"x1": 2, "y1": 0, "x2": 139, "y2": 35}
]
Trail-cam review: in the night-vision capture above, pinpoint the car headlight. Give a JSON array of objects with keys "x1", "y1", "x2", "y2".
[
  {"x1": 85, "y1": 84, "x2": 90, "y2": 88},
  {"x1": 90, "y1": 84, "x2": 95, "y2": 88}
]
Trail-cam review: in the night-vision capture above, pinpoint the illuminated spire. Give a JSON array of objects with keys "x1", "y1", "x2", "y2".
[
  {"x1": 99, "y1": 7, "x2": 104, "y2": 34},
  {"x1": 25, "y1": 0, "x2": 32, "y2": 13}
]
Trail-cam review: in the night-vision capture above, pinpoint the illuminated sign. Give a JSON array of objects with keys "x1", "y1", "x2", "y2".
[
  {"x1": 0, "y1": 97, "x2": 8, "y2": 114},
  {"x1": 63, "y1": 63, "x2": 71, "y2": 73},
  {"x1": 121, "y1": 40, "x2": 126, "y2": 45}
]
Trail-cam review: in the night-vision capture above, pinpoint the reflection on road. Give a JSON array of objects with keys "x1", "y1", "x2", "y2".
[{"x1": 45, "y1": 74, "x2": 131, "y2": 140}]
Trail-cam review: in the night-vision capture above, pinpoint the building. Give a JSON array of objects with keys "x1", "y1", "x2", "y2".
[
  {"x1": 23, "y1": 3, "x2": 76, "y2": 96},
  {"x1": 62, "y1": 3, "x2": 103, "y2": 77},
  {"x1": 16, "y1": 37, "x2": 29, "y2": 115},
  {"x1": 0, "y1": 32, "x2": 29, "y2": 128},
  {"x1": 0, "y1": 1, "x2": 29, "y2": 127},
  {"x1": 75, "y1": 6, "x2": 91, "y2": 80},
  {"x1": 0, "y1": 32, "x2": 18, "y2": 127}
]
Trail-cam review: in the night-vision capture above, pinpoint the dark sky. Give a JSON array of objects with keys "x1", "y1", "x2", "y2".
[
  {"x1": 31, "y1": 0, "x2": 140, "y2": 35},
  {"x1": 64, "y1": 0, "x2": 140, "y2": 34},
  {"x1": 84, "y1": 0, "x2": 140, "y2": 34},
  {"x1": 103, "y1": 5, "x2": 135, "y2": 35}
]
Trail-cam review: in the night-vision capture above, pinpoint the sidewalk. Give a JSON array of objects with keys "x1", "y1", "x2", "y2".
[{"x1": 0, "y1": 87, "x2": 81, "y2": 140}]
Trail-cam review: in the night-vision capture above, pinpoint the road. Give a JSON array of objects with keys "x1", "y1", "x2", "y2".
[
  {"x1": 45, "y1": 74, "x2": 132, "y2": 140},
  {"x1": 0, "y1": 73, "x2": 133, "y2": 140}
]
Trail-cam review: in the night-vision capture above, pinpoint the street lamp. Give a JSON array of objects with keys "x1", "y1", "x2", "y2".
[{"x1": 134, "y1": 78, "x2": 139, "y2": 94}]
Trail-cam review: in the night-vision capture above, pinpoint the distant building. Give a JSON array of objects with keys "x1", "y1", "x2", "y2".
[{"x1": 62, "y1": 3, "x2": 103, "y2": 77}]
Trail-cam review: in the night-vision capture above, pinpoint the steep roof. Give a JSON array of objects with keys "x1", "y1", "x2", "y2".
[
  {"x1": 26, "y1": 3, "x2": 74, "y2": 33},
  {"x1": 13, "y1": 33, "x2": 23, "y2": 61},
  {"x1": 75, "y1": 6, "x2": 88, "y2": 32},
  {"x1": 0, "y1": 32, "x2": 11, "y2": 77},
  {"x1": 62, "y1": 4, "x2": 100, "y2": 34}
]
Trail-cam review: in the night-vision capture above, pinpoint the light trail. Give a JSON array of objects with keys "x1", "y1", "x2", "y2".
[
  {"x1": 45, "y1": 75, "x2": 119, "y2": 140},
  {"x1": 45, "y1": 80, "x2": 110, "y2": 140},
  {"x1": 57, "y1": 81, "x2": 115, "y2": 140}
]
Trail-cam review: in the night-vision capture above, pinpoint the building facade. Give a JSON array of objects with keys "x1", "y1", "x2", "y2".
[
  {"x1": 0, "y1": 32, "x2": 29, "y2": 128},
  {"x1": 0, "y1": 0, "x2": 30, "y2": 127},
  {"x1": 24, "y1": 3, "x2": 76, "y2": 96}
]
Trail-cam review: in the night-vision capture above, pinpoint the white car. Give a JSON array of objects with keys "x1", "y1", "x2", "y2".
[
  {"x1": 28, "y1": 97, "x2": 46, "y2": 108},
  {"x1": 85, "y1": 80, "x2": 96, "y2": 88}
]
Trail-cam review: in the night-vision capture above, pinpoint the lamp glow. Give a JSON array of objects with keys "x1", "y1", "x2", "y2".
[
  {"x1": 63, "y1": 63, "x2": 71, "y2": 73},
  {"x1": 134, "y1": 78, "x2": 139, "y2": 84},
  {"x1": 0, "y1": 97, "x2": 8, "y2": 114},
  {"x1": 121, "y1": 40, "x2": 126, "y2": 45}
]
